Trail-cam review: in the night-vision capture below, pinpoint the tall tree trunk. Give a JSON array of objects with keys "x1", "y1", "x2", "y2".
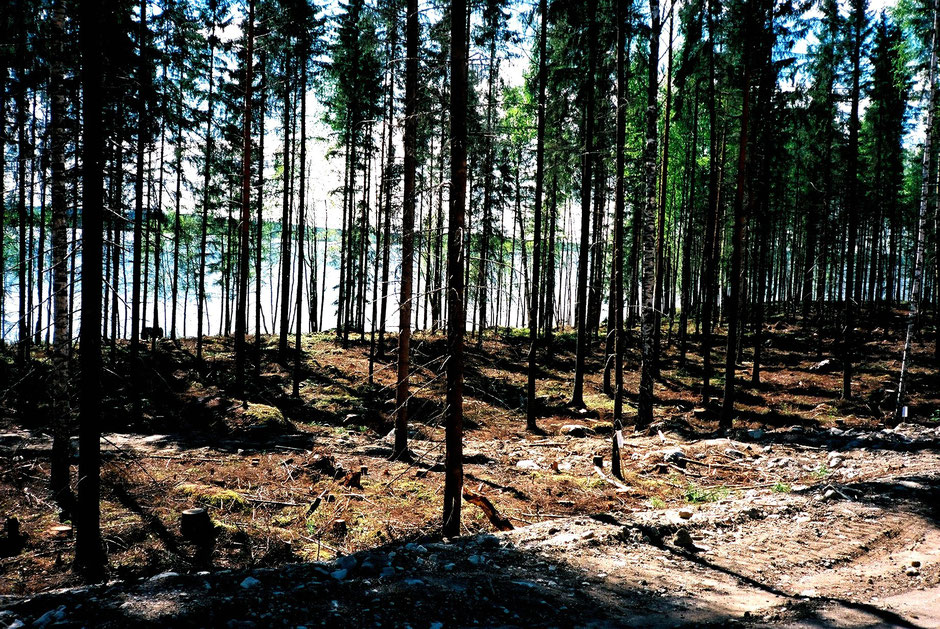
[
  {"x1": 526, "y1": 0, "x2": 548, "y2": 432},
  {"x1": 197, "y1": 12, "x2": 216, "y2": 362},
  {"x1": 570, "y1": 0, "x2": 599, "y2": 408},
  {"x1": 171, "y1": 72, "x2": 184, "y2": 340},
  {"x1": 293, "y1": 42, "x2": 307, "y2": 399},
  {"x1": 255, "y1": 50, "x2": 266, "y2": 371},
  {"x1": 638, "y1": 0, "x2": 661, "y2": 429},
  {"x1": 279, "y1": 57, "x2": 294, "y2": 356},
  {"x1": 653, "y1": 8, "x2": 674, "y2": 376},
  {"x1": 477, "y1": 6, "x2": 499, "y2": 345},
  {"x1": 898, "y1": 0, "x2": 938, "y2": 416},
  {"x1": 611, "y1": 0, "x2": 627, "y2": 477},
  {"x1": 444, "y1": 0, "x2": 468, "y2": 539},
  {"x1": 235, "y1": 0, "x2": 255, "y2": 390},
  {"x1": 394, "y1": 0, "x2": 418, "y2": 461},
  {"x1": 842, "y1": 0, "x2": 865, "y2": 400},
  {"x1": 15, "y1": 0, "x2": 29, "y2": 361},
  {"x1": 721, "y1": 9, "x2": 752, "y2": 431},
  {"x1": 131, "y1": 0, "x2": 148, "y2": 377},
  {"x1": 74, "y1": 0, "x2": 106, "y2": 581},
  {"x1": 701, "y1": 0, "x2": 720, "y2": 406},
  {"x1": 49, "y1": 0, "x2": 73, "y2": 514},
  {"x1": 679, "y1": 81, "x2": 699, "y2": 365}
]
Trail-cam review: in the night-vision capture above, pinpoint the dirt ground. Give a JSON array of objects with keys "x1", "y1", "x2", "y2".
[{"x1": 1, "y1": 313, "x2": 939, "y2": 626}]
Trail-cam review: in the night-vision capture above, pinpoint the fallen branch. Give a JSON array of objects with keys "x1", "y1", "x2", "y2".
[
  {"x1": 666, "y1": 463, "x2": 704, "y2": 478},
  {"x1": 245, "y1": 497, "x2": 303, "y2": 507},
  {"x1": 463, "y1": 487, "x2": 514, "y2": 531}
]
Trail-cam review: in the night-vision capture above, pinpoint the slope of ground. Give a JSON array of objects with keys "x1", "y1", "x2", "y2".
[{"x1": 1, "y1": 313, "x2": 939, "y2": 626}]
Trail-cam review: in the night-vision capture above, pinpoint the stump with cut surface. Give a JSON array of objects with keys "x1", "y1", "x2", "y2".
[{"x1": 180, "y1": 508, "x2": 213, "y2": 545}]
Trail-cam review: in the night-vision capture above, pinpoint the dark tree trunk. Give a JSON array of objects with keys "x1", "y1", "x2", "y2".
[
  {"x1": 293, "y1": 41, "x2": 307, "y2": 399},
  {"x1": 842, "y1": 0, "x2": 864, "y2": 400},
  {"x1": 395, "y1": 0, "x2": 418, "y2": 461},
  {"x1": 526, "y1": 0, "x2": 548, "y2": 432},
  {"x1": 49, "y1": 0, "x2": 73, "y2": 514},
  {"x1": 235, "y1": 0, "x2": 255, "y2": 392},
  {"x1": 638, "y1": 0, "x2": 661, "y2": 429},
  {"x1": 898, "y1": 0, "x2": 938, "y2": 415},
  {"x1": 197, "y1": 14, "x2": 216, "y2": 362},
  {"x1": 254, "y1": 50, "x2": 266, "y2": 370},
  {"x1": 74, "y1": 0, "x2": 107, "y2": 582},
  {"x1": 131, "y1": 0, "x2": 148, "y2": 376},
  {"x1": 570, "y1": 0, "x2": 599, "y2": 409},
  {"x1": 653, "y1": 8, "x2": 675, "y2": 377},
  {"x1": 279, "y1": 56, "x2": 294, "y2": 357},
  {"x1": 701, "y1": 0, "x2": 720, "y2": 407},
  {"x1": 444, "y1": 0, "x2": 468, "y2": 539},
  {"x1": 611, "y1": 0, "x2": 627, "y2": 477}
]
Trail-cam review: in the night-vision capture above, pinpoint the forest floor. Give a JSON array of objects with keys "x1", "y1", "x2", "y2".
[{"x1": 1, "y1": 310, "x2": 939, "y2": 627}]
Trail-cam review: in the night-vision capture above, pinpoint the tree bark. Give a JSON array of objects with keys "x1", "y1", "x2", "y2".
[
  {"x1": 638, "y1": 0, "x2": 661, "y2": 430},
  {"x1": 74, "y1": 0, "x2": 107, "y2": 582},
  {"x1": 444, "y1": 0, "x2": 468, "y2": 539},
  {"x1": 235, "y1": 0, "x2": 255, "y2": 390},
  {"x1": 570, "y1": 1, "x2": 599, "y2": 409},
  {"x1": 898, "y1": 0, "x2": 938, "y2": 416}
]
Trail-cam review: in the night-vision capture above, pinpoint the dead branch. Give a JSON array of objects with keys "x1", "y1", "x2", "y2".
[{"x1": 463, "y1": 486, "x2": 514, "y2": 531}]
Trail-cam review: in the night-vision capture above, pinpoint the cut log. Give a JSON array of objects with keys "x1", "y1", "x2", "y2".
[{"x1": 463, "y1": 487, "x2": 514, "y2": 531}]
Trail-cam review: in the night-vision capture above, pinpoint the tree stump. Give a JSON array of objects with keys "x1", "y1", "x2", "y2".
[{"x1": 181, "y1": 508, "x2": 213, "y2": 545}]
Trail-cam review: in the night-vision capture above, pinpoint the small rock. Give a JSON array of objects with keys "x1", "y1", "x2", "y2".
[
  {"x1": 912, "y1": 560, "x2": 922, "y2": 568},
  {"x1": 468, "y1": 554, "x2": 484, "y2": 565},
  {"x1": 150, "y1": 571, "x2": 179, "y2": 581},
  {"x1": 663, "y1": 448, "x2": 685, "y2": 464},
  {"x1": 32, "y1": 607, "x2": 66, "y2": 629},
  {"x1": 443, "y1": 563, "x2": 455, "y2": 571},
  {"x1": 747, "y1": 429, "x2": 765, "y2": 440},
  {"x1": 330, "y1": 569, "x2": 348, "y2": 580},
  {"x1": 823, "y1": 488, "x2": 837, "y2": 501},
  {"x1": 560, "y1": 424, "x2": 589, "y2": 438},
  {"x1": 516, "y1": 459, "x2": 540, "y2": 470},
  {"x1": 677, "y1": 509, "x2": 693, "y2": 520},
  {"x1": 336, "y1": 555, "x2": 358, "y2": 571},
  {"x1": 906, "y1": 566, "x2": 920, "y2": 577},
  {"x1": 240, "y1": 576, "x2": 261, "y2": 589}
]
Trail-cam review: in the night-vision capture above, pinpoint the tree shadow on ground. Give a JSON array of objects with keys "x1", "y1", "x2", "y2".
[{"x1": 1, "y1": 522, "x2": 924, "y2": 628}]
